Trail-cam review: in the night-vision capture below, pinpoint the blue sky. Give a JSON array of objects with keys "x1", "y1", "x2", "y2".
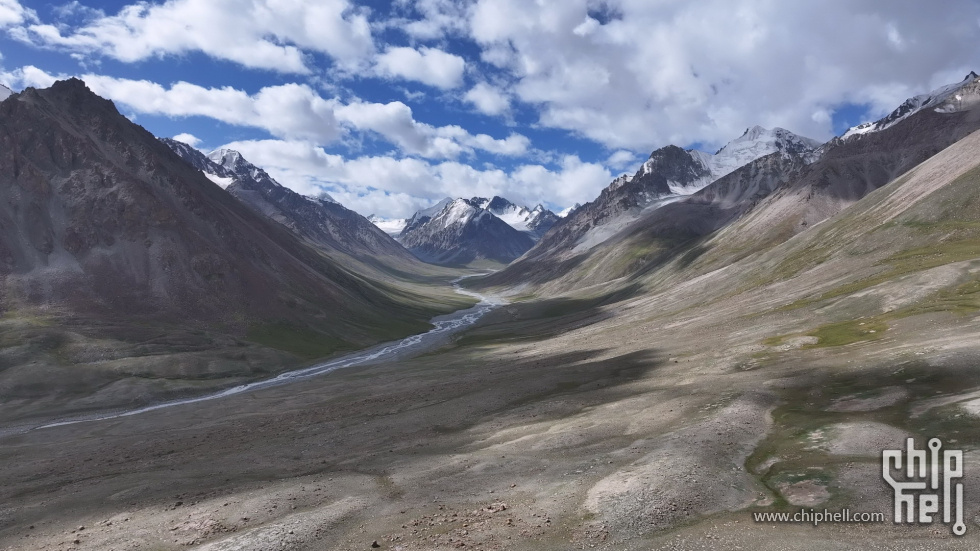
[{"x1": 1, "y1": 0, "x2": 979, "y2": 218}]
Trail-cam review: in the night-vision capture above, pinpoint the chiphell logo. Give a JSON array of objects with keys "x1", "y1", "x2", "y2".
[{"x1": 882, "y1": 437, "x2": 965, "y2": 536}]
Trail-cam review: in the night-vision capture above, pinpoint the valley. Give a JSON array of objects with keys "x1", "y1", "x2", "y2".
[{"x1": 3, "y1": 70, "x2": 980, "y2": 551}]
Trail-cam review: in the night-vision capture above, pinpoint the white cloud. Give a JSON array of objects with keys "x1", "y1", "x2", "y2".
[
  {"x1": 466, "y1": 0, "x2": 980, "y2": 150},
  {"x1": 394, "y1": 0, "x2": 469, "y2": 40},
  {"x1": 172, "y1": 133, "x2": 201, "y2": 147},
  {"x1": 335, "y1": 99, "x2": 528, "y2": 158},
  {"x1": 0, "y1": 0, "x2": 34, "y2": 27},
  {"x1": 20, "y1": 0, "x2": 374, "y2": 73},
  {"x1": 605, "y1": 150, "x2": 639, "y2": 170},
  {"x1": 80, "y1": 74, "x2": 345, "y2": 143},
  {"x1": 375, "y1": 46, "x2": 465, "y2": 89},
  {"x1": 0, "y1": 64, "x2": 59, "y2": 88},
  {"x1": 463, "y1": 82, "x2": 510, "y2": 116},
  {"x1": 6, "y1": 66, "x2": 527, "y2": 160},
  {"x1": 219, "y1": 139, "x2": 608, "y2": 218}
]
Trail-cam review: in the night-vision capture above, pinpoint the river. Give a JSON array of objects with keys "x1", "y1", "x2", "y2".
[{"x1": 22, "y1": 278, "x2": 502, "y2": 433}]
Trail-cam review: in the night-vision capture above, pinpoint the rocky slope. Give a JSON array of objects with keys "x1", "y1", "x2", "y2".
[
  {"x1": 400, "y1": 198, "x2": 535, "y2": 265},
  {"x1": 523, "y1": 126, "x2": 820, "y2": 265},
  {"x1": 162, "y1": 139, "x2": 419, "y2": 269}
]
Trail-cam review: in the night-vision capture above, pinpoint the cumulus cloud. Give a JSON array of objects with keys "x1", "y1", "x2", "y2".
[
  {"x1": 20, "y1": 0, "x2": 374, "y2": 73},
  {"x1": 467, "y1": 0, "x2": 980, "y2": 150},
  {"x1": 605, "y1": 150, "x2": 639, "y2": 170},
  {"x1": 375, "y1": 46, "x2": 465, "y2": 89},
  {"x1": 0, "y1": 64, "x2": 58, "y2": 88},
  {"x1": 0, "y1": 0, "x2": 34, "y2": 27},
  {"x1": 220, "y1": 139, "x2": 609, "y2": 218},
  {"x1": 172, "y1": 133, "x2": 202, "y2": 147},
  {"x1": 395, "y1": 0, "x2": 469, "y2": 40},
  {"x1": 463, "y1": 82, "x2": 511, "y2": 116},
  {"x1": 335, "y1": 99, "x2": 528, "y2": 157}
]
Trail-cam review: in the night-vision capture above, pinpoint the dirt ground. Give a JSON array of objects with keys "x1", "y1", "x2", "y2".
[{"x1": 4, "y1": 252, "x2": 980, "y2": 551}]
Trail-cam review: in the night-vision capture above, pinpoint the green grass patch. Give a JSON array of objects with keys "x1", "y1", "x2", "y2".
[
  {"x1": 245, "y1": 322, "x2": 350, "y2": 359},
  {"x1": 804, "y1": 319, "x2": 888, "y2": 348},
  {"x1": 778, "y1": 238, "x2": 980, "y2": 312}
]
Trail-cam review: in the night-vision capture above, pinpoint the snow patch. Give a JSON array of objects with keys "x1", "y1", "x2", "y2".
[
  {"x1": 369, "y1": 216, "x2": 408, "y2": 236},
  {"x1": 204, "y1": 172, "x2": 234, "y2": 189}
]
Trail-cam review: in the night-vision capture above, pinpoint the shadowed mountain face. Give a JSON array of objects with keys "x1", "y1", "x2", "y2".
[
  {"x1": 161, "y1": 139, "x2": 419, "y2": 270},
  {"x1": 0, "y1": 79, "x2": 444, "y2": 346}
]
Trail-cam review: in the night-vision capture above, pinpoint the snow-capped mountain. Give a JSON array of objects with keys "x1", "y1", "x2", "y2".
[
  {"x1": 368, "y1": 215, "x2": 408, "y2": 237},
  {"x1": 514, "y1": 126, "x2": 821, "y2": 258},
  {"x1": 207, "y1": 148, "x2": 337, "y2": 203},
  {"x1": 401, "y1": 197, "x2": 454, "y2": 236},
  {"x1": 399, "y1": 198, "x2": 535, "y2": 265},
  {"x1": 688, "y1": 126, "x2": 822, "y2": 190},
  {"x1": 0, "y1": 84, "x2": 12, "y2": 101},
  {"x1": 473, "y1": 196, "x2": 560, "y2": 239},
  {"x1": 162, "y1": 138, "x2": 410, "y2": 263},
  {"x1": 843, "y1": 72, "x2": 980, "y2": 140}
]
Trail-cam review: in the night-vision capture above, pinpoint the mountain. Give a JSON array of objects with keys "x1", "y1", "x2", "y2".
[
  {"x1": 0, "y1": 79, "x2": 467, "y2": 417},
  {"x1": 399, "y1": 198, "x2": 535, "y2": 265},
  {"x1": 843, "y1": 71, "x2": 980, "y2": 140},
  {"x1": 479, "y1": 72, "x2": 980, "y2": 293},
  {"x1": 473, "y1": 196, "x2": 559, "y2": 239},
  {"x1": 162, "y1": 139, "x2": 418, "y2": 270},
  {"x1": 504, "y1": 126, "x2": 821, "y2": 266},
  {"x1": 0, "y1": 84, "x2": 12, "y2": 102}
]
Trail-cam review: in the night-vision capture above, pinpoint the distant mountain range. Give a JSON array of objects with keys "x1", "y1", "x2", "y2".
[
  {"x1": 395, "y1": 196, "x2": 558, "y2": 265},
  {"x1": 483, "y1": 71, "x2": 980, "y2": 290}
]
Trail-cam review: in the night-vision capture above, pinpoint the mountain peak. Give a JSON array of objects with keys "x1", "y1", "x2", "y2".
[
  {"x1": 208, "y1": 149, "x2": 247, "y2": 170},
  {"x1": 843, "y1": 71, "x2": 980, "y2": 140},
  {"x1": 32, "y1": 78, "x2": 120, "y2": 117},
  {"x1": 48, "y1": 77, "x2": 90, "y2": 94}
]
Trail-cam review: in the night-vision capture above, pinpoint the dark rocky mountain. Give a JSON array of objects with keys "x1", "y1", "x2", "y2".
[
  {"x1": 0, "y1": 79, "x2": 461, "y2": 414},
  {"x1": 399, "y1": 198, "x2": 535, "y2": 265},
  {"x1": 162, "y1": 139, "x2": 418, "y2": 267}
]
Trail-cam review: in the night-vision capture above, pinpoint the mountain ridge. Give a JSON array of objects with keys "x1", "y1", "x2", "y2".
[{"x1": 399, "y1": 197, "x2": 536, "y2": 266}]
